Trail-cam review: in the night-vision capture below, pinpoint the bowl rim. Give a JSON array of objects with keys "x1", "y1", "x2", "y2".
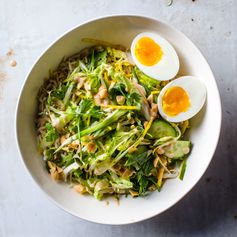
[{"x1": 15, "y1": 14, "x2": 222, "y2": 225}]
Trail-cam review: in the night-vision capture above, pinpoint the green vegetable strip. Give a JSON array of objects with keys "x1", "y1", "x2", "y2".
[
  {"x1": 63, "y1": 83, "x2": 74, "y2": 106},
  {"x1": 179, "y1": 159, "x2": 187, "y2": 180},
  {"x1": 55, "y1": 110, "x2": 127, "y2": 153},
  {"x1": 80, "y1": 109, "x2": 127, "y2": 136}
]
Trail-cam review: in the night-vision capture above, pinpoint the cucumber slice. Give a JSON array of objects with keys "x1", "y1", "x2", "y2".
[
  {"x1": 163, "y1": 141, "x2": 191, "y2": 159},
  {"x1": 147, "y1": 120, "x2": 176, "y2": 139}
]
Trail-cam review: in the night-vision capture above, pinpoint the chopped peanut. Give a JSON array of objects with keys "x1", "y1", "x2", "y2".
[
  {"x1": 74, "y1": 184, "x2": 87, "y2": 194},
  {"x1": 68, "y1": 139, "x2": 80, "y2": 149},
  {"x1": 94, "y1": 94, "x2": 101, "y2": 105},
  {"x1": 48, "y1": 161, "x2": 64, "y2": 181},
  {"x1": 151, "y1": 103, "x2": 158, "y2": 118},
  {"x1": 129, "y1": 190, "x2": 139, "y2": 197},
  {"x1": 60, "y1": 134, "x2": 70, "y2": 144},
  {"x1": 116, "y1": 95, "x2": 125, "y2": 105},
  {"x1": 156, "y1": 147, "x2": 165, "y2": 155},
  {"x1": 98, "y1": 85, "x2": 108, "y2": 99},
  {"x1": 75, "y1": 76, "x2": 85, "y2": 89},
  {"x1": 60, "y1": 135, "x2": 67, "y2": 144},
  {"x1": 86, "y1": 141, "x2": 97, "y2": 153}
]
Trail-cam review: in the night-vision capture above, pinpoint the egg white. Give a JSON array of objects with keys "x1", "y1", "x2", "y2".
[
  {"x1": 131, "y1": 32, "x2": 180, "y2": 81},
  {"x1": 158, "y1": 76, "x2": 207, "y2": 122}
]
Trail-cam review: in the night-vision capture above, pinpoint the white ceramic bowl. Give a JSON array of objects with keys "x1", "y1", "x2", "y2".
[{"x1": 16, "y1": 15, "x2": 221, "y2": 225}]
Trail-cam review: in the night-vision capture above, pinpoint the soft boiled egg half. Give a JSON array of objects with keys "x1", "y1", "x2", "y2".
[
  {"x1": 131, "y1": 32, "x2": 179, "y2": 81},
  {"x1": 158, "y1": 76, "x2": 207, "y2": 122}
]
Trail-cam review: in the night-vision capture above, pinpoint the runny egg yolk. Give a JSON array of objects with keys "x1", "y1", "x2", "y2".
[
  {"x1": 162, "y1": 86, "x2": 191, "y2": 116},
  {"x1": 135, "y1": 37, "x2": 163, "y2": 66}
]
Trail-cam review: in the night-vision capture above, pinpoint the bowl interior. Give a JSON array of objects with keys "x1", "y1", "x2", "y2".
[{"x1": 16, "y1": 15, "x2": 221, "y2": 225}]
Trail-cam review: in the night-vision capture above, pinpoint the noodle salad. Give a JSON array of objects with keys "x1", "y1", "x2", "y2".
[{"x1": 36, "y1": 45, "x2": 191, "y2": 200}]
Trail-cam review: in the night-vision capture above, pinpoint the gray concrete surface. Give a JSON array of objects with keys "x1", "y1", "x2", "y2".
[{"x1": 0, "y1": 0, "x2": 236, "y2": 236}]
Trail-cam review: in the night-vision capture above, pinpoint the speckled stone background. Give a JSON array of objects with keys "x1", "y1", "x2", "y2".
[{"x1": 0, "y1": 0, "x2": 236, "y2": 236}]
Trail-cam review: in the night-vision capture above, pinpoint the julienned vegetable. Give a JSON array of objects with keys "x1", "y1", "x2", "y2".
[{"x1": 36, "y1": 45, "x2": 191, "y2": 200}]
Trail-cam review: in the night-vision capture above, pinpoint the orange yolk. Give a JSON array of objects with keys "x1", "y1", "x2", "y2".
[
  {"x1": 135, "y1": 37, "x2": 163, "y2": 66},
  {"x1": 162, "y1": 86, "x2": 191, "y2": 116}
]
